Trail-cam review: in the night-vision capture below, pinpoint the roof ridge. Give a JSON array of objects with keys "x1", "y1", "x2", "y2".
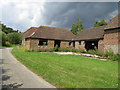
[
  {"x1": 39, "y1": 26, "x2": 69, "y2": 30},
  {"x1": 24, "y1": 27, "x2": 37, "y2": 34}
]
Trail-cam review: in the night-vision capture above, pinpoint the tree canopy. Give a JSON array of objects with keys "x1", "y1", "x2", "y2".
[
  {"x1": 0, "y1": 23, "x2": 18, "y2": 34},
  {"x1": 0, "y1": 31, "x2": 7, "y2": 46},
  {"x1": 94, "y1": 20, "x2": 108, "y2": 27},
  {"x1": 71, "y1": 24, "x2": 77, "y2": 35},
  {"x1": 7, "y1": 32, "x2": 22, "y2": 44},
  {"x1": 70, "y1": 18, "x2": 84, "y2": 35},
  {"x1": 0, "y1": 22, "x2": 22, "y2": 46}
]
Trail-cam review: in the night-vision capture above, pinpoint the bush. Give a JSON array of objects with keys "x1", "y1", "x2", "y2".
[
  {"x1": 86, "y1": 50, "x2": 103, "y2": 56},
  {"x1": 59, "y1": 47, "x2": 83, "y2": 53},
  {"x1": 29, "y1": 48, "x2": 55, "y2": 52},
  {"x1": 86, "y1": 49, "x2": 120, "y2": 61},
  {"x1": 28, "y1": 47, "x2": 84, "y2": 53},
  {"x1": 5, "y1": 42, "x2": 12, "y2": 47},
  {"x1": 7, "y1": 32, "x2": 22, "y2": 45},
  {"x1": 112, "y1": 54, "x2": 120, "y2": 61},
  {"x1": 0, "y1": 31, "x2": 7, "y2": 46},
  {"x1": 53, "y1": 45, "x2": 59, "y2": 51}
]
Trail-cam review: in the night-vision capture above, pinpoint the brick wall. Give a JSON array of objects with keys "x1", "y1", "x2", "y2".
[
  {"x1": 24, "y1": 39, "x2": 31, "y2": 50},
  {"x1": 118, "y1": 31, "x2": 120, "y2": 53},
  {"x1": 29, "y1": 39, "x2": 54, "y2": 50},
  {"x1": 75, "y1": 41, "x2": 86, "y2": 51},
  {"x1": 24, "y1": 39, "x2": 72, "y2": 50},
  {"x1": 60, "y1": 41, "x2": 69, "y2": 48},
  {"x1": 98, "y1": 39, "x2": 104, "y2": 52},
  {"x1": 104, "y1": 28, "x2": 120, "y2": 54}
]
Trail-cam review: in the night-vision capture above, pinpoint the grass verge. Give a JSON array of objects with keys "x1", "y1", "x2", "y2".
[{"x1": 12, "y1": 47, "x2": 118, "y2": 88}]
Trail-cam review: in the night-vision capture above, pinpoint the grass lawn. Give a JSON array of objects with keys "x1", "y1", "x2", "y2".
[
  {"x1": 0, "y1": 46, "x2": 9, "y2": 48},
  {"x1": 0, "y1": 45, "x2": 13, "y2": 48},
  {"x1": 12, "y1": 48, "x2": 118, "y2": 88}
]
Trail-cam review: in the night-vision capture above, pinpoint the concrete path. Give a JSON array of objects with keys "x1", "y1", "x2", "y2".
[{"x1": 1, "y1": 48, "x2": 56, "y2": 88}]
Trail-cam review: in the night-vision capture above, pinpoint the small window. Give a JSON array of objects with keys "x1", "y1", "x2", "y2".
[
  {"x1": 38, "y1": 39, "x2": 48, "y2": 46},
  {"x1": 79, "y1": 41, "x2": 81, "y2": 45}
]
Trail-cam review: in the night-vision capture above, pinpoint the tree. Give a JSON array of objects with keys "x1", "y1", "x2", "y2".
[
  {"x1": 94, "y1": 20, "x2": 108, "y2": 27},
  {"x1": 7, "y1": 32, "x2": 22, "y2": 45},
  {"x1": 0, "y1": 23, "x2": 18, "y2": 34},
  {"x1": 0, "y1": 22, "x2": 22, "y2": 46},
  {"x1": 0, "y1": 31, "x2": 7, "y2": 46},
  {"x1": 70, "y1": 24, "x2": 77, "y2": 35},
  {"x1": 70, "y1": 18, "x2": 84, "y2": 35},
  {"x1": 76, "y1": 18, "x2": 84, "y2": 32}
]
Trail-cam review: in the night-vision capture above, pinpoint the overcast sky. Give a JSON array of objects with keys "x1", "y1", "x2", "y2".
[{"x1": 0, "y1": 0, "x2": 118, "y2": 32}]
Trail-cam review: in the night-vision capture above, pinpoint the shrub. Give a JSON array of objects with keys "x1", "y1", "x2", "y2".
[
  {"x1": 112, "y1": 54, "x2": 120, "y2": 61},
  {"x1": 0, "y1": 31, "x2": 7, "y2": 46},
  {"x1": 5, "y1": 42, "x2": 12, "y2": 47},
  {"x1": 86, "y1": 49, "x2": 120, "y2": 61},
  {"x1": 7, "y1": 32, "x2": 22, "y2": 45},
  {"x1": 53, "y1": 45, "x2": 59, "y2": 51},
  {"x1": 59, "y1": 47, "x2": 83, "y2": 53},
  {"x1": 29, "y1": 48, "x2": 55, "y2": 52}
]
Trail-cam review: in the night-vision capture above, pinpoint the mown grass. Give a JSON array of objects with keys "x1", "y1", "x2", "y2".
[
  {"x1": 0, "y1": 46, "x2": 11, "y2": 48},
  {"x1": 12, "y1": 48, "x2": 118, "y2": 88}
]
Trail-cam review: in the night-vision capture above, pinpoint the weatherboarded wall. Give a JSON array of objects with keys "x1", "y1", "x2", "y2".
[{"x1": 104, "y1": 28, "x2": 120, "y2": 54}]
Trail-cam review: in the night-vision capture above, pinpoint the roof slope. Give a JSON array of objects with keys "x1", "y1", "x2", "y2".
[
  {"x1": 23, "y1": 27, "x2": 38, "y2": 38},
  {"x1": 105, "y1": 14, "x2": 120, "y2": 30},
  {"x1": 24, "y1": 26, "x2": 75, "y2": 41},
  {"x1": 75, "y1": 26, "x2": 106, "y2": 41}
]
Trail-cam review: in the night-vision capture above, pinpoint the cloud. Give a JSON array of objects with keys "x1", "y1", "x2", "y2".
[
  {"x1": 42, "y1": 2, "x2": 118, "y2": 29},
  {"x1": 0, "y1": 0, "x2": 46, "y2": 31},
  {"x1": 0, "y1": 1, "x2": 118, "y2": 32}
]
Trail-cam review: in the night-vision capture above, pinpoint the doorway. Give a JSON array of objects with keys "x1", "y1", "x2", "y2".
[
  {"x1": 85, "y1": 40, "x2": 98, "y2": 51},
  {"x1": 54, "y1": 40, "x2": 61, "y2": 47}
]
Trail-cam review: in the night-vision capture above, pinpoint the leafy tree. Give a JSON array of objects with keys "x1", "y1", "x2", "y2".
[
  {"x1": 0, "y1": 22, "x2": 22, "y2": 46},
  {"x1": 76, "y1": 18, "x2": 84, "y2": 32},
  {"x1": 7, "y1": 32, "x2": 22, "y2": 45},
  {"x1": 0, "y1": 31, "x2": 7, "y2": 46},
  {"x1": 70, "y1": 24, "x2": 77, "y2": 35},
  {"x1": 70, "y1": 18, "x2": 84, "y2": 35},
  {"x1": 94, "y1": 20, "x2": 108, "y2": 27},
  {"x1": 0, "y1": 23, "x2": 18, "y2": 34}
]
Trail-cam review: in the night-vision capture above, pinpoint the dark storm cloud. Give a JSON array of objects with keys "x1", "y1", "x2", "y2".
[{"x1": 42, "y1": 2, "x2": 118, "y2": 30}]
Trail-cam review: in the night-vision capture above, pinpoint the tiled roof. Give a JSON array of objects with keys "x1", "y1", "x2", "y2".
[
  {"x1": 23, "y1": 27, "x2": 38, "y2": 38},
  {"x1": 24, "y1": 26, "x2": 75, "y2": 41},
  {"x1": 105, "y1": 14, "x2": 120, "y2": 30},
  {"x1": 75, "y1": 26, "x2": 106, "y2": 41}
]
